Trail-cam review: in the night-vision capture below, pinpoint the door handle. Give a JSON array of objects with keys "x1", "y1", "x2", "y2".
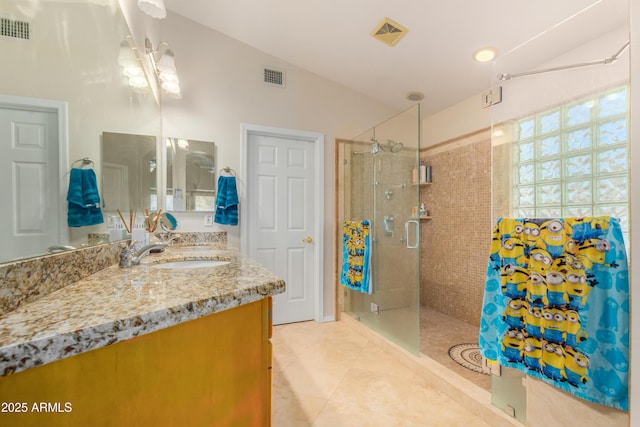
[
  {"x1": 404, "y1": 220, "x2": 419, "y2": 249},
  {"x1": 302, "y1": 236, "x2": 313, "y2": 244}
]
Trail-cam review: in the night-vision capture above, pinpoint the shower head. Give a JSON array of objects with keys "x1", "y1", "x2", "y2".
[{"x1": 386, "y1": 140, "x2": 404, "y2": 153}]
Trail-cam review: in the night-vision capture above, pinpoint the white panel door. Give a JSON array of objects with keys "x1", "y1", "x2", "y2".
[
  {"x1": 102, "y1": 162, "x2": 129, "y2": 211},
  {"x1": 0, "y1": 106, "x2": 60, "y2": 260},
  {"x1": 248, "y1": 133, "x2": 315, "y2": 325}
]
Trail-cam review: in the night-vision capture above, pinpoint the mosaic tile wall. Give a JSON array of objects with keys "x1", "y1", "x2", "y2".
[
  {"x1": 420, "y1": 135, "x2": 493, "y2": 326},
  {"x1": 345, "y1": 150, "x2": 420, "y2": 313}
]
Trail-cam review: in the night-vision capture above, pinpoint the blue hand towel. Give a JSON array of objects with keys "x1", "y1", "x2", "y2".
[
  {"x1": 67, "y1": 168, "x2": 104, "y2": 227},
  {"x1": 479, "y1": 216, "x2": 629, "y2": 411},
  {"x1": 340, "y1": 220, "x2": 372, "y2": 294},
  {"x1": 214, "y1": 176, "x2": 239, "y2": 226}
]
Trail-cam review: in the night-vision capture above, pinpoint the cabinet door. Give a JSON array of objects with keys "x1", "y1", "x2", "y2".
[{"x1": 0, "y1": 298, "x2": 273, "y2": 426}]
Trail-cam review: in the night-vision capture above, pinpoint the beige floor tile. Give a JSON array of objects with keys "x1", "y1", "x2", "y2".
[
  {"x1": 404, "y1": 380, "x2": 493, "y2": 427},
  {"x1": 274, "y1": 351, "x2": 352, "y2": 400},
  {"x1": 311, "y1": 400, "x2": 401, "y2": 427},
  {"x1": 328, "y1": 368, "x2": 413, "y2": 418},
  {"x1": 272, "y1": 320, "x2": 496, "y2": 427},
  {"x1": 272, "y1": 383, "x2": 327, "y2": 427},
  {"x1": 356, "y1": 341, "x2": 416, "y2": 379}
]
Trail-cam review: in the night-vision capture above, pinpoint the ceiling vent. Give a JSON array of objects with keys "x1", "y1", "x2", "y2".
[
  {"x1": 1, "y1": 17, "x2": 30, "y2": 40},
  {"x1": 371, "y1": 17, "x2": 408, "y2": 47},
  {"x1": 263, "y1": 66, "x2": 286, "y2": 88}
]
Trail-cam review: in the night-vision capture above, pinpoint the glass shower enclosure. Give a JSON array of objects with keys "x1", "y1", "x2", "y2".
[{"x1": 338, "y1": 104, "x2": 421, "y2": 355}]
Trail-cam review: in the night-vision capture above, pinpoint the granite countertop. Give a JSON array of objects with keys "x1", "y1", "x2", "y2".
[{"x1": 0, "y1": 244, "x2": 285, "y2": 376}]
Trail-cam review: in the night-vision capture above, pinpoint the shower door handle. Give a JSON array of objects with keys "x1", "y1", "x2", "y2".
[{"x1": 404, "y1": 220, "x2": 419, "y2": 249}]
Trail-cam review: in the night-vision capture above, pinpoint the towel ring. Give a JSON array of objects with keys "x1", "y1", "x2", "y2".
[
  {"x1": 221, "y1": 166, "x2": 236, "y2": 176},
  {"x1": 72, "y1": 157, "x2": 94, "y2": 168}
]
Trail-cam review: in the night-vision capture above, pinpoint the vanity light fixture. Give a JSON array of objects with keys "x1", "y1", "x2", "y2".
[
  {"x1": 473, "y1": 47, "x2": 498, "y2": 63},
  {"x1": 138, "y1": 0, "x2": 167, "y2": 19},
  {"x1": 145, "y1": 38, "x2": 182, "y2": 98},
  {"x1": 117, "y1": 39, "x2": 148, "y2": 91}
]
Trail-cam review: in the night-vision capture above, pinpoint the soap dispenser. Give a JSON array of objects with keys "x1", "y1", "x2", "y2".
[{"x1": 419, "y1": 160, "x2": 427, "y2": 183}]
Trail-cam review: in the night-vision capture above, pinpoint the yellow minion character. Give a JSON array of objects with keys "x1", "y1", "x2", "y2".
[
  {"x1": 499, "y1": 237, "x2": 526, "y2": 264},
  {"x1": 503, "y1": 298, "x2": 527, "y2": 329},
  {"x1": 589, "y1": 217, "x2": 610, "y2": 234},
  {"x1": 540, "y1": 341, "x2": 567, "y2": 382},
  {"x1": 546, "y1": 270, "x2": 568, "y2": 307},
  {"x1": 501, "y1": 329, "x2": 525, "y2": 363},
  {"x1": 565, "y1": 309, "x2": 588, "y2": 348},
  {"x1": 541, "y1": 307, "x2": 567, "y2": 343},
  {"x1": 576, "y1": 238, "x2": 611, "y2": 269},
  {"x1": 564, "y1": 217, "x2": 586, "y2": 232},
  {"x1": 539, "y1": 219, "x2": 569, "y2": 257},
  {"x1": 525, "y1": 271, "x2": 548, "y2": 307},
  {"x1": 552, "y1": 253, "x2": 585, "y2": 272},
  {"x1": 523, "y1": 336, "x2": 543, "y2": 372},
  {"x1": 498, "y1": 218, "x2": 524, "y2": 238},
  {"x1": 564, "y1": 347, "x2": 589, "y2": 386},
  {"x1": 522, "y1": 221, "x2": 542, "y2": 247},
  {"x1": 490, "y1": 224, "x2": 501, "y2": 256},
  {"x1": 501, "y1": 264, "x2": 528, "y2": 298},
  {"x1": 565, "y1": 268, "x2": 591, "y2": 310},
  {"x1": 524, "y1": 305, "x2": 543, "y2": 338},
  {"x1": 528, "y1": 247, "x2": 553, "y2": 275}
]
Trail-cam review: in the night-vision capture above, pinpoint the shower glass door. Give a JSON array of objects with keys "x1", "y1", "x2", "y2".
[{"x1": 340, "y1": 104, "x2": 421, "y2": 355}]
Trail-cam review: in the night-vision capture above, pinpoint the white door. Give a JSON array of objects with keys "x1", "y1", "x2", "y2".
[
  {"x1": 0, "y1": 105, "x2": 62, "y2": 261},
  {"x1": 102, "y1": 162, "x2": 130, "y2": 211},
  {"x1": 244, "y1": 127, "x2": 323, "y2": 325}
]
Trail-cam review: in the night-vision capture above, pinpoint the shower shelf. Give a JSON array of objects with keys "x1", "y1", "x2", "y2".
[
  {"x1": 410, "y1": 182, "x2": 431, "y2": 186},
  {"x1": 411, "y1": 215, "x2": 432, "y2": 220}
]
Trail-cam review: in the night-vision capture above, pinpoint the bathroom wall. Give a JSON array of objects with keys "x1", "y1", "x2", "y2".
[
  {"x1": 419, "y1": 130, "x2": 492, "y2": 325},
  {"x1": 158, "y1": 12, "x2": 400, "y2": 320}
]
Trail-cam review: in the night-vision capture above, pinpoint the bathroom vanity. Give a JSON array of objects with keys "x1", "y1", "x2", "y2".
[{"x1": 0, "y1": 244, "x2": 285, "y2": 426}]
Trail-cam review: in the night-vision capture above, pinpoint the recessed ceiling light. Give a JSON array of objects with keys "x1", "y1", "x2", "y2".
[
  {"x1": 473, "y1": 47, "x2": 498, "y2": 63},
  {"x1": 406, "y1": 91, "x2": 424, "y2": 101}
]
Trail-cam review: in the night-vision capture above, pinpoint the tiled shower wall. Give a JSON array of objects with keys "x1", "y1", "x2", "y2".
[
  {"x1": 420, "y1": 131, "x2": 492, "y2": 326},
  {"x1": 346, "y1": 149, "x2": 419, "y2": 312}
]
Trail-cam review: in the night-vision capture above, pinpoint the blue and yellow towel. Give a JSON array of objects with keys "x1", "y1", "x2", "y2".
[
  {"x1": 479, "y1": 217, "x2": 629, "y2": 410},
  {"x1": 214, "y1": 176, "x2": 239, "y2": 226},
  {"x1": 67, "y1": 168, "x2": 103, "y2": 227},
  {"x1": 340, "y1": 220, "x2": 372, "y2": 294}
]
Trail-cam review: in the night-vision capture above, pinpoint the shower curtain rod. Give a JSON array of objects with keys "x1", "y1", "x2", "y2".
[{"x1": 498, "y1": 40, "x2": 630, "y2": 81}]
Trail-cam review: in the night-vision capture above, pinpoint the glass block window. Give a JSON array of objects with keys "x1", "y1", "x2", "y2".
[{"x1": 512, "y1": 85, "x2": 629, "y2": 242}]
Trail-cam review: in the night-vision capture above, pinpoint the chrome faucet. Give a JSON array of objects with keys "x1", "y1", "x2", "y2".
[
  {"x1": 119, "y1": 241, "x2": 168, "y2": 268},
  {"x1": 157, "y1": 232, "x2": 181, "y2": 245}
]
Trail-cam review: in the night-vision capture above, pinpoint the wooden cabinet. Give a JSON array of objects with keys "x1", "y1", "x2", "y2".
[{"x1": 0, "y1": 297, "x2": 273, "y2": 426}]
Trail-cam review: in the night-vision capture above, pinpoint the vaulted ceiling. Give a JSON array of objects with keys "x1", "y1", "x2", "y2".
[{"x1": 164, "y1": 0, "x2": 629, "y2": 116}]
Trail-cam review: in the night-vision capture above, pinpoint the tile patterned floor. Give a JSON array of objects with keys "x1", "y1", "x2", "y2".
[
  {"x1": 271, "y1": 320, "x2": 494, "y2": 426},
  {"x1": 420, "y1": 307, "x2": 492, "y2": 391}
]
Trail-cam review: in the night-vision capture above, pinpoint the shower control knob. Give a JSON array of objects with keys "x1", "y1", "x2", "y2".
[{"x1": 302, "y1": 236, "x2": 313, "y2": 244}]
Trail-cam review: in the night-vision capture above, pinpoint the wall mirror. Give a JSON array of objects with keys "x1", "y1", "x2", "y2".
[
  {"x1": 166, "y1": 138, "x2": 216, "y2": 211},
  {"x1": 102, "y1": 132, "x2": 157, "y2": 212},
  {"x1": 0, "y1": 0, "x2": 160, "y2": 264}
]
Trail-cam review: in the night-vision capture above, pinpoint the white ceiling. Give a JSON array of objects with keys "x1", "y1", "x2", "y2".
[{"x1": 163, "y1": 0, "x2": 629, "y2": 116}]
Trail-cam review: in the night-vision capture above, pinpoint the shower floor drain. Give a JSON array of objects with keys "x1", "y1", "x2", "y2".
[{"x1": 448, "y1": 343, "x2": 489, "y2": 375}]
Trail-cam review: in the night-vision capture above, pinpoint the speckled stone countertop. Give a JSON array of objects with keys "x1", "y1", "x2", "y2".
[{"x1": 0, "y1": 244, "x2": 285, "y2": 376}]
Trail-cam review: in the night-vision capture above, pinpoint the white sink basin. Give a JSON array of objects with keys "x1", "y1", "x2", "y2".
[{"x1": 151, "y1": 260, "x2": 230, "y2": 269}]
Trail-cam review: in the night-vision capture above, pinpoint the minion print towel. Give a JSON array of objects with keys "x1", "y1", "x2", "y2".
[
  {"x1": 341, "y1": 220, "x2": 372, "y2": 294},
  {"x1": 479, "y1": 217, "x2": 629, "y2": 411}
]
